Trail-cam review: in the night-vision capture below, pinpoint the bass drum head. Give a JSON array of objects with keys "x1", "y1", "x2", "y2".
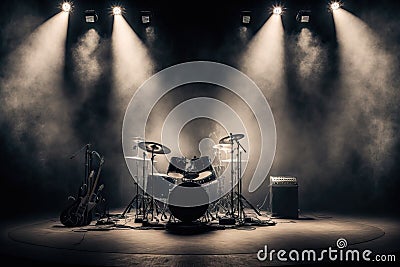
[{"x1": 168, "y1": 182, "x2": 209, "y2": 223}]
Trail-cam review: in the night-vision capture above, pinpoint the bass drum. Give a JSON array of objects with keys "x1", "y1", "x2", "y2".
[{"x1": 168, "y1": 181, "x2": 209, "y2": 223}]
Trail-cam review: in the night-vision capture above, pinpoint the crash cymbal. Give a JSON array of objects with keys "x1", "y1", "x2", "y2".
[
  {"x1": 138, "y1": 141, "x2": 171, "y2": 154},
  {"x1": 212, "y1": 144, "x2": 231, "y2": 151},
  {"x1": 125, "y1": 156, "x2": 156, "y2": 162},
  {"x1": 219, "y1": 133, "x2": 245, "y2": 144}
]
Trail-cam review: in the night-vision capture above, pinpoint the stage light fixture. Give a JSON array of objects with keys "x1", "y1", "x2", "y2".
[
  {"x1": 273, "y1": 6, "x2": 283, "y2": 16},
  {"x1": 296, "y1": 10, "x2": 311, "y2": 23},
  {"x1": 61, "y1": 2, "x2": 72, "y2": 12},
  {"x1": 84, "y1": 10, "x2": 98, "y2": 23},
  {"x1": 330, "y1": 1, "x2": 341, "y2": 11},
  {"x1": 140, "y1": 11, "x2": 151, "y2": 24},
  {"x1": 240, "y1": 11, "x2": 251, "y2": 24},
  {"x1": 113, "y1": 6, "x2": 122, "y2": 16}
]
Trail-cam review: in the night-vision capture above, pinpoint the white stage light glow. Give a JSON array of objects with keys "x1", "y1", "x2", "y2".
[{"x1": 61, "y1": 2, "x2": 71, "y2": 12}]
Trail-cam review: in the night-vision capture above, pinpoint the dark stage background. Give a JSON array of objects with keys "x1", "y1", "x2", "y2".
[{"x1": 0, "y1": 0, "x2": 399, "y2": 218}]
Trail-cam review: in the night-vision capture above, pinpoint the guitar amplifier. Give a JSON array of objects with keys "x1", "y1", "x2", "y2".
[{"x1": 269, "y1": 176, "x2": 299, "y2": 219}]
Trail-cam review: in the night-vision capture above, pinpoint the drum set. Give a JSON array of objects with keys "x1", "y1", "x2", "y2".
[{"x1": 122, "y1": 133, "x2": 260, "y2": 225}]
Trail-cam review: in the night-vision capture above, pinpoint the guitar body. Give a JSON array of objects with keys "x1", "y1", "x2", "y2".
[
  {"x1": 60, "y1": 156, "x2": 104, "y2": 227},
  {"x1": 60, "y1": 198, "x2": 93, "y2": 227}
]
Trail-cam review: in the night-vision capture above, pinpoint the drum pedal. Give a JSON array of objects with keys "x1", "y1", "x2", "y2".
[{"x1": 219, "y1": 217, "x2": 236, "y2": 225}]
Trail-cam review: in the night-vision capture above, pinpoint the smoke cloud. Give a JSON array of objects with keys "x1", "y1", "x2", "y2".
[
  {"x1": 292, "y1": 28, "x2": 328, "y2": 93},
  {"x1": 329, "y1": 9, "x2": 398, "y2": 175},
  {"x1": 0, "y1": 12, "x2": 75, "y2": 166},
  {"x1": 72, "y1": 29, "x2": 103, "y2": 98}
]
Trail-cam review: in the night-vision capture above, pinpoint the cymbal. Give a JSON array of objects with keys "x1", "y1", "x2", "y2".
[
  {"x1": 138, "y1": 141, "x2": 171, "y2": 154},
  {"x1": 219, "y1": 134, "x2": 245, "y2": 144},
  {"x1": 221, "y1": 158, "x2": 248, "y2": 163},
  {"x1": 212, "y1": 144, "x2": 231, "y2": 151},
  {"x1": 125, "y1": 156, "x2": 156, "y2": 162},
  {"x1": 151, "y1": 173, "x2": 169, "y2": 177},
  {"x1": 132, "y1": 136, "x2": 144, "y2": 143}
]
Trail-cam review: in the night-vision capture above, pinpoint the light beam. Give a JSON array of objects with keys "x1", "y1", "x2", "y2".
[
  {"x1": 240, "y1": 14, "x2": 286, "y2": 193},
  {"x1": 0, "y1": 11, "x2": 74, "y2": 163},
  {"x1": 329, "y1": 8, "x2": 397, "y2": 173},
  {"x1": 111, "y1": 13, "x2": 154, "y2": 125}
]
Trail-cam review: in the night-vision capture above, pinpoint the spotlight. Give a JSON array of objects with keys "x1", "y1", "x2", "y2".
[
  {"x1": 296, "y1": 10, "x2": 311, "y2": 23},
  {"x1": 113, "y1": 6, "x2": 122, "y2": 16},
  {"x1": 140, "y1": 11, "x2": 152, "y2": 24},
  {"x1": 330, "y1": 1, "x2": 341, "y2": 11},
  {"x1": 240, "y1": 11, "x2": 251, "y2": 24},
  {"x1": 84, "y1": 10, "x2": 98, "y2": 23},
  {"x1": 61, "y1": 2, "x2": 72, "y2": 12},
  {"x1": 273, "y1": 6, "x2": 283, "y2": 16}
]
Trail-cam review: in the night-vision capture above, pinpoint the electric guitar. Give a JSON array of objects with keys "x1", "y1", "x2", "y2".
[{"x1": 60, "y1": 156, "x2": 105, "y2": 227}]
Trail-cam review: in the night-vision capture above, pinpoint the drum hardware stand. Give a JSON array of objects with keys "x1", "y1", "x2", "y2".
[
  {"x1": 203, "y1": 208, "x2": 217, "y2": 222},
  {"x1": 229, "y1": 133, "x2": 236, "y2": 218},
  {"x1": 120, "y1": 151, "x2": 147, "y2": 222},
  {"x1": 234, "y1": 140, "x2": 261, "y2": 223},
  {"x1": 135, "y1": 141, "x2": 171, "y2": 225},
  {"x1": 212, "y1": 192, "x2": 231, "y2": 218},
  {"x1": 143, "y1": 148, "x2": 160, "y2": 222},
  {"x1": 155, "y1": 201, "x2": 169, "y2": 221}
]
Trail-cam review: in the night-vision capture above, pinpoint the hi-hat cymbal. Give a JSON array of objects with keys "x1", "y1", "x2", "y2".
[
  {"x1": 219, "y1": 134, "x2": 245, "y2": 144},
  {"x1": 125, "y1": 156, "x2": 157, "y2": 162},
  {"x1": 138, "y1": 141, "x2": 171, "y2": 154},
  {"x1": 212, "y1": 144, "x2": 231, "y2": 151}
]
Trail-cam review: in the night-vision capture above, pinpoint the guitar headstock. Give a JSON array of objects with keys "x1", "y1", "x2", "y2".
[{"x1": 91, "y1": 150, "x2": 104, "y2": 165}]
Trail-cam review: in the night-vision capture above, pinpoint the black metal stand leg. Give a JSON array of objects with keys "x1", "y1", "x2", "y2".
[
  {"x1": 121, "y1": 195, "x2": 138, "y2": 218},
  {"x1": 237, "y1": 192, "x2": 262, "y2": 216}
]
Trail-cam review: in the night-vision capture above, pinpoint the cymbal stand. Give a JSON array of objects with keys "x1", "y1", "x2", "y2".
[
  {"x1": 134, "y1": 145, "x2": 140, "y2": 219},
  {"x1": 236, "y1": 140, "x2": 245, "y2": 222},
  {"x1": 229, "y1": 133, "x2": 235, "y2": 218},
  {"x1": 120, "y1": 151, "x2": 146, "y2": 220},
  {"x1": 234, "y1": 139, "x2": 261, "y2": 222},
  {"x1": 146, "y1": 149, "x2": 156, "y2": 221},
  {"x1": 142, "y1": 152, "x2": 147, "y2": 220}
]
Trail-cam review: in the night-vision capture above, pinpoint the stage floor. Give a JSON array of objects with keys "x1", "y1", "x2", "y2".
[{"x1": 1, "y1": 210, "x2": 399, "y2": 266}]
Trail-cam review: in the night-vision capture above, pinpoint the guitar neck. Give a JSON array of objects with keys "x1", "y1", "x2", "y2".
[{"x1": 88, "y1": 158, "x2": 104, "y2": 199}]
